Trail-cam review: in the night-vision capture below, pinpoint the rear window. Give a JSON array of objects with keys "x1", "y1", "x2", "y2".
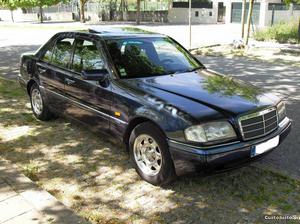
[{"x1": 44, "y1": 38, "x2": 74, "y2": 68}]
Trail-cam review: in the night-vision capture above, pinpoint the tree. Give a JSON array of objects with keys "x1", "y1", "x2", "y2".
[
  {"x1": 20, "y1": 0, "x2": 64, "y2": 23},
  {"x1": 79, "y1": 0, "x2": 88, "y2": 23},
  {"x1": 0, "y1": 0, "x2": 18, "y2": 22},
  {"x1": 136, "y1": 0, "x2": 140, "y2": 25},
  {"x1": 96, "y1": 0, "x2": 121, "y2": 21},
  {"x1": 283, "y1": 0, "x2": 300, "y2": 4},
  {"x1": 241, "y1": 0, "x2": 246, "y2": 38},
  {"x1": 119, "y1": 0, "x2": 125, "y2": 20},
  {"x1": 0, "y1": 0, "x2": 31, "y2": 22},
  {"x1": 244, "y1": 0, "x2": 254, "y2": 45},
  {"x1": 167, "y1": 0, "x2": 172, "y2": 10}
]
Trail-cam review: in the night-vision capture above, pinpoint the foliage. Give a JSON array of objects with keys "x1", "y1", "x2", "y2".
[
  {"x1": 254, "y1": 21, "x2": 299, "y2": 43},
  {"x1": 0, "y1": 0, "x2": 64, "y2": 9},
  {"x1": 0, "y1": 0, "x2": 19, "y2": 10},
  {"x1": 283, "y1": 0, "x2": 300, "y2": 4},
  {"x1": 24, "y1": 0, "x2": 66, "y2": 8}
]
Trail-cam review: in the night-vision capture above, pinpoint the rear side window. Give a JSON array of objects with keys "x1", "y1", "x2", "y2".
[
  {"x1": 51, "y1": 38, "x2": 74, "y2": 68},
  {"x1": 72, "y1": 39, "x2": 105, "y2": 73}
]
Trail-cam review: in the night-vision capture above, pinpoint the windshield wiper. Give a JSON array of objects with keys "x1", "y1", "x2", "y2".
[
  {"x1": 187, "y1": 66, "x2": 204, "y2": 72},
  {"x1": 166, "y1": 66, "x2": 204, "y2": 76}
]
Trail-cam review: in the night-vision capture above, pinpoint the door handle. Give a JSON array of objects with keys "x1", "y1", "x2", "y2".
[
  {"x1": 37, "y1": 67, "x2": 47, "y2": 73},
  {"x1": 65, "y1": 78, "x2": 75, "y2": 85}
]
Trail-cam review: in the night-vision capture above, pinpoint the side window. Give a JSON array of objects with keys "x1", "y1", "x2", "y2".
[
  {"x1": 42, "y1": 46, "x2": 54, "y2": 62},
  {"x1": 51, "y1": 38, "x2": 74, "y2": 68},
  {"x1": 72, "y1": 39, "x2": 104, "y2": 73}
]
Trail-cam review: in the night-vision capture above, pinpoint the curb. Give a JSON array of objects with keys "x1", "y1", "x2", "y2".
[{"x1": 0, "y1": 158, "x2": 89, "y2": 224}]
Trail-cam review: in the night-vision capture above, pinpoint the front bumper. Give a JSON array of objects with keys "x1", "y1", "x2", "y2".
[{"x1": 168, "y1": 117, "x2": 291, "y2": 170}]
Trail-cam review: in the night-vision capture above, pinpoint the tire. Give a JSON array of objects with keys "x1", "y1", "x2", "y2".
[
  {"x1": 30, "y1": 83, "x2": 55, "y2": 121},
  {"x1": 129, "y1": 122, "x2": 176, "y2": 185}
]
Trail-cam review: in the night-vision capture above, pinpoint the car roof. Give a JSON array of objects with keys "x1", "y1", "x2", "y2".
[{"x1": 74, "y1": 26, "x2": 166, "y2": 39}]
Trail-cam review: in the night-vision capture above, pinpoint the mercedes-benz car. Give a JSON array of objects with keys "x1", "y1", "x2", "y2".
[{"x1": 18, "y1": 27, "x2": 291, "y2": 185}]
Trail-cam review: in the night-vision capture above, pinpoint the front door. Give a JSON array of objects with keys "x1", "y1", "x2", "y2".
[{"x1": 64, "y1": 36, "x2": 111, "y2": 132}]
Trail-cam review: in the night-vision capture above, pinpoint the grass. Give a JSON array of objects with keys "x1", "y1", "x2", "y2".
[
  {"x1": 254, "y1": 21, "x2": 299, "y2": 44},
  {"x1": 1, "y1": 78, "x2": 300, "y2": 224},
  {"x1": 23, "y1": 160, "x2": 40, "y2": 181}
]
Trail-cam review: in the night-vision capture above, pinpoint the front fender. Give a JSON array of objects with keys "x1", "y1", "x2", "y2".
[{"x1": 131, "y1": 103, "x2": 192, "y2": 142}]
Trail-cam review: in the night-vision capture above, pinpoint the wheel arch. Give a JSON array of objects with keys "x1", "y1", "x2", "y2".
[
  {"x1": 123, "y1": 116, "x2": 167, "y2": 151},
  {"x1": 26, "y1": 79, "x2": 38, "y2": 96}
]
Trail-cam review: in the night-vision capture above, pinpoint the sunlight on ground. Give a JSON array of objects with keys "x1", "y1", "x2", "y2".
[
  {"x1": 263, "y1": 206, "x2": 280, "y2": 215},
  {"x1": 0, "y1": 125, "x2": 34, "y2": 142}
]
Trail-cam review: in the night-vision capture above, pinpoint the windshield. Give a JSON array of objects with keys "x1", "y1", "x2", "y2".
[{"x1": 105, "y1": 37, "x2": 203, "y2": 78}]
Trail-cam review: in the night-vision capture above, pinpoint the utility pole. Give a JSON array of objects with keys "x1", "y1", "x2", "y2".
[{"x1": 189, "y1": 0, "x2": 192, "y2": 49}]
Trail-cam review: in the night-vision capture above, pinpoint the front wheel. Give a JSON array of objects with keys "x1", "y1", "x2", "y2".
[
  {"x1": 30, "y1": 83, "x2": 55, "y2": 121},
  {"x1": 129, "y1": 122, "x2": 176, "y2": 185}
]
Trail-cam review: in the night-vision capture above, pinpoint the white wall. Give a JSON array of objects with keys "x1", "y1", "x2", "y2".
[
  {"x1": 168, "y1": 7, "x2": 218, "y2": 24},
  {"x1": 265, "y1": 6, "x2": 300, "y2": 26},
  {"x1": 0, "y1": 9, "x2": 73, "y2": 22},
  {"x1": 223, "y1": 0, "x2": 298, "y2": 27},
  {"x1": 0, "y1": 9, "x2": 26, "y2": 21}
]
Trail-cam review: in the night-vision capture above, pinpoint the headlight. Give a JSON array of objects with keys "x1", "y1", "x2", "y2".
[
  {"x1": 184, "y1": 121, "x2": 236, "y2": 143},
  {"x1": 277, "y1": 101, "x2": 286, "y2": 122}
]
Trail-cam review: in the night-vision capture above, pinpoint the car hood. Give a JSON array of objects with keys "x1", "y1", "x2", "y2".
[{"x1": 123, "y1": 69, "x2": 280, "y2": 117}]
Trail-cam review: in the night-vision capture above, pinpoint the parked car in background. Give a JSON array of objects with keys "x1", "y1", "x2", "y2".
[{"x1": 18, "y1": 27, "x2": 291, "y2": 185}]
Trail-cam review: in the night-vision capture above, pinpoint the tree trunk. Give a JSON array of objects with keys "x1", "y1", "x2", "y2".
[
  {"x1": 109, "y1": 0, "x2": 113, "y2": 21},
  {"x1": 39, "y1": 5, "x2": 43, "y2": 23},
  {"x1": 168, "y1": 0, "x2": 172, "y2": 10},
  {"x1": 136, "y1": 0, "x2": 141, "y2": 25},
  {"x1": 80, "y1": 0, "x2": 85, "y2": 23},
  {"x1": 10, "y1": 10, "x2": 14, "y2": 22},
  {"x1": 244, "y1": 0, "x2": 254, "y2": 45},
  {"x1": 119, "y1": 0, "x2": 124, "y2": 21},
  {"x1": 298, "y1": 17, "x2": 300, "y2": 44},
  {"x1": 241, "y1": 0, "x2": 246, "y2": 38}
]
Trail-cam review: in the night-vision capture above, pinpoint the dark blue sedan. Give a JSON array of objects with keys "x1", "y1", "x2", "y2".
[{"x1": 18, "y1": 27, "x2": 291, "y2": 185}]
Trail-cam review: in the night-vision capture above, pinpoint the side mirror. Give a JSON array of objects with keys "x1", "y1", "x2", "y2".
[{"x1": 81, "y1": 69, "x2": 109, "y2": 82}]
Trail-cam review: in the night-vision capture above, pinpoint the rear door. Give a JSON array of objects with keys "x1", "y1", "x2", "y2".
[
  {"x1": 63, "y1": 35, "x2": 111, "y2": 132},
  {"x1": 37, "y1": 34, "x2": 75, "y2": 112}
]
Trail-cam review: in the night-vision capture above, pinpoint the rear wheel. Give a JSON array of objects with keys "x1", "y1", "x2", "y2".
[
  {"x1": 30, "y1": 83, "x2": 55, "y2": 121},
  {"x1": 129, "y1": 122, "x2": 176, "y2": 185}
]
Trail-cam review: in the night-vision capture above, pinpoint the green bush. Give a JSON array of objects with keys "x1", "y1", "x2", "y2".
[{"x1": 254, "y1": 21, "x2": 299, "y2": 43}]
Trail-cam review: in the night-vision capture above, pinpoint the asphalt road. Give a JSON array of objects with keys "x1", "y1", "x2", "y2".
[{"x1": 0, "y1": 31, "x2": 299, "y2": 180}]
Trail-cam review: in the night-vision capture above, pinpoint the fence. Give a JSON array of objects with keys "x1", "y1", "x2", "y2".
[
  {"x1": 267, "y1": 3, "x2": 300, "y2": 26},
  {"x1": 12, "y1": 0, "x2": 169, "y2": 22}
]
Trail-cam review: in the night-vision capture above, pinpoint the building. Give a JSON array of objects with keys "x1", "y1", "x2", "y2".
[{"x1": 168, "y1": 0, "x2": 300, "y2": 27}]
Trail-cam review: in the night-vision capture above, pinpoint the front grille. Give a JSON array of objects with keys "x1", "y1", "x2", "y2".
[{"x1": 239, "y1": 107, "x2": 278, "y2": 140}]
